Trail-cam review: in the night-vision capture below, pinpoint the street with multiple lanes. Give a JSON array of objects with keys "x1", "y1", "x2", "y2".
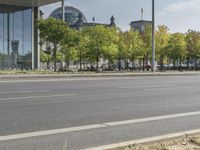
[{"x1": 1, "y1": 76, "x2": 200, "y2": 149}]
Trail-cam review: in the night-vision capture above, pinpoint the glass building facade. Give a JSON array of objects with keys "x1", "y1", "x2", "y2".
[{"x1": 0, "y1": 4, "x2": 32, "y2": 70}]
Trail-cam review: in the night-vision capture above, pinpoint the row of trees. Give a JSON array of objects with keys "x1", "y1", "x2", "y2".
[{"x1": 38, "y1": 18, "x2": 200, "y2": 72}]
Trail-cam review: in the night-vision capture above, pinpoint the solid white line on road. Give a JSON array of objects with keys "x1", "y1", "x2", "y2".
[
  {"x1": 118, "y1": 84, "x2": 176, "y2": 89},
  {"x1": 1, "y1": 111, "x2": 200, "y2": 142},
  {"x1": 0, "y1": 94, "x2": 77, "y2": 101},
  {"x1": 144, "y1": 86, "x2": 198, "y2": 91},
  {"x1": 0, "y1": 90, "x2": 51, "y2": 94},
  {"x1": 82, "y1": 128, "x2": 200, "y2": 150},
  {"x1": 0, "y1": 77, "x2": 138, "y2": 83}
]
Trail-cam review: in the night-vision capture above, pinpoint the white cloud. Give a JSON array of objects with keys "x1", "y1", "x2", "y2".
[
  {"x1": 156, "y1": 0, "x2": 200, "y2": 33},
  {"x1": 166, "y1": 0, "x2": 200, "y2": 12}
]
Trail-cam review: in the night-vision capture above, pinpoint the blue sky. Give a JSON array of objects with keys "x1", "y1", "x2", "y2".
[{"x1": 41, "y1": 0, "x2": 200, "y2": 33}]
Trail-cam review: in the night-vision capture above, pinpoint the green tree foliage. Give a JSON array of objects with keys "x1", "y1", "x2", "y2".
[
  {"x1": 82, "y1": 26, "x2": 118, "y2": 71},
  {"x1": 38, "y1": 17, "x2": 200, "y2": 72},
  {"x1": 40, "y1": 51, "x2": 51, "y2": 63},
  {"x1": 73, "y1": 30, "x2": 89, "y2": 70},
  {"x1": 141, "y1": 25, "x2": 152, "y2": 65},
  {"x1": 155, "y1": 25, "x2": 170, "y2": 70},
  {"x1": 117, "y1": 31, "x2": 129, "y2": 70},
  {"x1": 124, "y1": 30, "x2": 144, "y2": 68},
  {"x1": 37, "y1": 18, "x2": 71, "y2": 71},
  {"x1": 185, "y1": 30, "x2": 200, "y2": 70},
  {"x1": 60, "y1": 28, "x2": 78, "y2": 68},
  {"x1": 167, "y1": 33, "x2": 187, "y2": 69},
  {"x1": 102, "y1": 27, "x2": 119, "y2": 65}
]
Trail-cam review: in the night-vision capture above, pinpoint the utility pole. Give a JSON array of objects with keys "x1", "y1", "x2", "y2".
[
  {"x1": 152, "y1": 0, "x2": 155, "y2": 72},
  {"x1": 61, "y1": 0, "x2": 65, "y2": 21}
]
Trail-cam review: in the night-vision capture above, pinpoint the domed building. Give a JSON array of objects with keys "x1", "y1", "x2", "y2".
[
  {"x1": 49, "y1": 6, "x2": 87, "y2": 25},
  {"x1": 49, "y1": 6, "x2": 116, "y2": 30}
]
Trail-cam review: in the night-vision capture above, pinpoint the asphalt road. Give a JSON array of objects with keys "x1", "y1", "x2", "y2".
[{"x1": 1, "y1": 75, "x2": 200, "y2": 149}]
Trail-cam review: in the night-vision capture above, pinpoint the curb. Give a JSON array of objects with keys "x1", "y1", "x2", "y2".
[
  {"x1": 82, "y1": 129, "x2": 200, "y2": 150},
  {"x1": 0, "y1": 72, "x2": 200, "y2": 79}
]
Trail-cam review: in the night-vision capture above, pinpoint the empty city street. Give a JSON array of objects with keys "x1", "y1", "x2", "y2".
[{"x1": 1, "y1": 75, "x2": 200, "y2": 150}]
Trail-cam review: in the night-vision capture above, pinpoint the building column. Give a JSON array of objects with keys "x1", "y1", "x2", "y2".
[{"x1": 32, "y1": 7, "x2": 40, "y2": 70}]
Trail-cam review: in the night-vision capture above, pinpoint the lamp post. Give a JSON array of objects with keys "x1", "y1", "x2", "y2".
[
  {"x1": 152, "y1": 0, "x2": 155, "y2": 72},
  {"x1": 61, "y1": 0, "x2": 65, "y2": 21}
]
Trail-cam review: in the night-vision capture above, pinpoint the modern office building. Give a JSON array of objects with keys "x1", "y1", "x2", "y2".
[{"x1": 0, "y1": 0, "x2": 60, "y2": 70}]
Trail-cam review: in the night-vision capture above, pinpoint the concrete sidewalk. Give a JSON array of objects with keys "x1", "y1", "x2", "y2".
[{"x1": 0, "y1": 71, "x2": 200, "y2": 80}]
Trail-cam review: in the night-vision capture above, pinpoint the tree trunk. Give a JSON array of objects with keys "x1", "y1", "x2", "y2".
[
  {"x1": 132, "y1": 60, "x2": 134, "y2": 71},
  {"x1": 96, "y1": 57, "x2": 99, "y2": 72},
  {"x1": 126, "y1": 59, "x2": 129, "y2": 70},
  {"x1": 139, "y1": 60, "x2": 142, "y2": 71},
  {"x1": 179, "y1": 58, "x2": 182, "y2": 71},
  {"x1": 146, "y1": 52, "x2": 149, "y2": 66},
  {"x1": 173, "y1": 59, "x2": 176, "y2": 70},
  {"x1": 53, "y1": 49, "x2": 57, "y2": 72},
  {"x1": 125, "y1": 59, "x2": 127, "y2": 70},
  {"x1": 195, "y1": 57, "x2": 198, "y2": 71},
  {"x1": 143, "y1": 58, "x2": 145, "y2": 71},
  {"x1": 118, "y1": 58, "x2": 121, "y2": 70},
  {"x1": 160, "y1": 56, "x2": 163, "y2": 72},
  {"x1": 186, "y1": 58, "x2": 189, "y2": 70},
  {"x1": 79, "y1": 49, "x2": 82, "y2": 70}
]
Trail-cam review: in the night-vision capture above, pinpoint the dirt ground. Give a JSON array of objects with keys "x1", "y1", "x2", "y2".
[{"x1": 123, "y1": 136, "x2": 200, "y2": 150}]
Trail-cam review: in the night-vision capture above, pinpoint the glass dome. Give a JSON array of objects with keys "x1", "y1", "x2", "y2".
[{"x1": 49, "y1": 6, "x2": 87, "y2": 25}]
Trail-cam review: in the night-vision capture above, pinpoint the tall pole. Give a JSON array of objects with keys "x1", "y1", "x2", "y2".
[
  {"x1": 61, "y1": 0, "x2": 65, "y2": 21},
  {"x1": 152, "y1": 0, "x2": 155, "y2": 72}
]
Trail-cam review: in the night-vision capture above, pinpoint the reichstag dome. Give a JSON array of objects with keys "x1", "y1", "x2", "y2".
[{"x1": 50, "y1": 6, "x2": 87, "y2": 25}]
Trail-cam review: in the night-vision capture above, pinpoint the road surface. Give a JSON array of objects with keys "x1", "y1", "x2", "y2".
[{"x1": 1, "y1": 75, "x2": 200, "y2": 149}]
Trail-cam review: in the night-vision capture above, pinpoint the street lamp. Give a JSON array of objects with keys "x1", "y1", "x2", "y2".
[
  {"x1": 152, "y1": 0, "x2": 155, "y2": 72},
  {"x1": 61, "y1": 0, "x2": 65, "y2": 21}
]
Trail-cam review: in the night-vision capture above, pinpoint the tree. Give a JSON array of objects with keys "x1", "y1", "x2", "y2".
[
  {"x1": 141, "y1": 25, "x2": 152, "y2": 69},
  {"x1": 102, "y1": 27, "x2": 119, "y2": 66},
  {"x1": 83, "y1": 26, "x2": 118, "y2": 71},
  {"x1": 155, "y1": 25, "x2": 170, "y2": 71},
  {"x1": 37, "y1": 18, "x2": 70, "y2": 71},
  {"x1": 73, "y1": 30, "x2": 89, "y2": 70},
  {"x1": 60, "y1": 28, "x2": 78, "y2": 69},
  {"x1": 185, "y1": 30, "x2": 200, "y2": 70},
  {"x1": 40, "y1": 51, "x2": 51, "y2": 67},
  {"x1": 167, "y1": 33, "x2": 187, "y2": 70},
  {"x1": 125, "y1": 30, "x2": 144, "y2": 69},
  {"x1": 117, "y1": 31, "x2": 129, "y2": 70}
]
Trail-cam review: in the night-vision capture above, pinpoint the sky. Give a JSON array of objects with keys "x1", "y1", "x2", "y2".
[{"x1": 41, "y1": 0, "x2": 200, "y2": 33}]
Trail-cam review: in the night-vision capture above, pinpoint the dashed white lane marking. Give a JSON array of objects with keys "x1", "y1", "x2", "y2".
[
  {"x1": 0, "y1": 90, "x2": 51, "y2": 94},
  {"x1": 118, "y1": 84, "x2": 176, "y2": 89},
  {"x1": 0, "y1": 124, "x2": 104, "y2": 142},
  {"x1": 82, "y1": 128, "x2": 200, "y2": 150},
  {"x1": 1, "y1": 111, "x2": 200, "y2": 142},
  {"x1": 0, "y1": 94, "x2": 77, "y2": 101}
]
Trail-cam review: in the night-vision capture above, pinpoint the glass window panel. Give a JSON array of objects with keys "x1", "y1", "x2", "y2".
[
  {"x1": 23, "y1": 8, "x2": 32, "y2": 69},
  {"x1": 0, "y1": 5, "x2": 33, "y2": 70},
  {"x1": 0, "y1": 5, "x2": 3, "y2": 69}
]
